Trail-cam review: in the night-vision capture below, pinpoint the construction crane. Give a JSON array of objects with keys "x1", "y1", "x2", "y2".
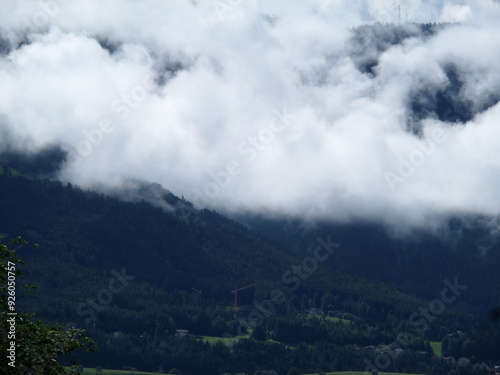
[
  {"x1": 231, "y1": 284, "x2": 254, "y2": 309},
  {"x1": 190, "y1": 287, "x2": 202, "y2": 295},
  {"x1": 398, "y1": 3, "x2": 408, "y2": 24}
]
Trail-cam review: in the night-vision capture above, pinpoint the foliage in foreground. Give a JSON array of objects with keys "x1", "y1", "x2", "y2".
[{"x1": 0, "y1": 237, "x2": 96, "y2": 374}]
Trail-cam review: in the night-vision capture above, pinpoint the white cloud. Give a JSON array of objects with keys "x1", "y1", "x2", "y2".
[
  {"x1": 1, "y1": 0, "x2": 500, "y2": 231},
  {"x1": 440, "y1": 4, "x2": 472, "y2": 22}
]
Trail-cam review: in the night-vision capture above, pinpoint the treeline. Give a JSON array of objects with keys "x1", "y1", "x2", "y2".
[{"x1": 443, "y1": 329, "x2": 500, "y2": 362}]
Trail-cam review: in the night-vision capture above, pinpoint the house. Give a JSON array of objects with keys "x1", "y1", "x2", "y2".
[
  {"x1": 458, "y1": 358, "x2": 470, "y2": 366},
  {"x1": 175, "y1": 329, "x2": 189, "y2": 337}
]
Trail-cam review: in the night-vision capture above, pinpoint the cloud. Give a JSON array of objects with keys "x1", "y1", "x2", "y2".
[
  {"x1": 440, "y1": 4, "x2": 472, "y2": 22},
  {"x1": 1, "y1": 0, "x2": 500, "y2": 231}
]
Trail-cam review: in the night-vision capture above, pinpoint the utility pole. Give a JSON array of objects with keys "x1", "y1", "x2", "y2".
[{"x1": 398, "y1": 4, "x2": 401, "y2": 25}]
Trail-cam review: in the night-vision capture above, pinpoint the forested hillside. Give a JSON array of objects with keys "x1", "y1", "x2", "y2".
[
  {"x1": 239, "y1": 213, "x2": 500, "y2": 314},
  {"x1": 0, "y1": 170, "x2": 499, "y2": 374}
]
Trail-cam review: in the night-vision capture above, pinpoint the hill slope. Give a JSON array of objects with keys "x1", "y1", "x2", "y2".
[{"x1": 0, "y1": 172, "x2": 498, "y2": 373}]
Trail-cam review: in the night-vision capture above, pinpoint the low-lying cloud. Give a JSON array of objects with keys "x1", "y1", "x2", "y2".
[{"x1": 1, "y1": 0, "x2": 500, "y2": 231}]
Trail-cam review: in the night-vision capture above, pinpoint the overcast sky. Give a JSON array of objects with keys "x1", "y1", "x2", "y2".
[{"x1": 1, "y1": 0, "x2": 500, "y2": 231}]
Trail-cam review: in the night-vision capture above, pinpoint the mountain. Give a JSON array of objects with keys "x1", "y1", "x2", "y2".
[
  {"x1": 236, "y1": 213, "x2": 500, "y2": 314},
  {"x1": 0, "y1": 168, "x2": 499, "y2": 374}
]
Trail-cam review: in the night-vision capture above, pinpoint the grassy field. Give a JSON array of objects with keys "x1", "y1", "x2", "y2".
[
  {"x1": 303, "y1": 372, "x2": 427, "y2": 375},
  {"x1": 323, "y1": 315, "x2": 351, "y2": 324},
  {"x1": 82, "y1": 369, "x2": 158, "y2": 375},
  {"x1": 81, "y1": 369, "x2": 426, "y2": 375},
  {"x1": 199, "y1": 334, "x2": 244, "y2": 345},
  {"x1": 81, "y1": 368, "x2": 427, "y2": 375},
  {"x1": 200, "y1": 334, "x2": 299, "y2": 349},
  {"x1": 430, "y1": 341, "x2": 442, "y2": 357}
]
